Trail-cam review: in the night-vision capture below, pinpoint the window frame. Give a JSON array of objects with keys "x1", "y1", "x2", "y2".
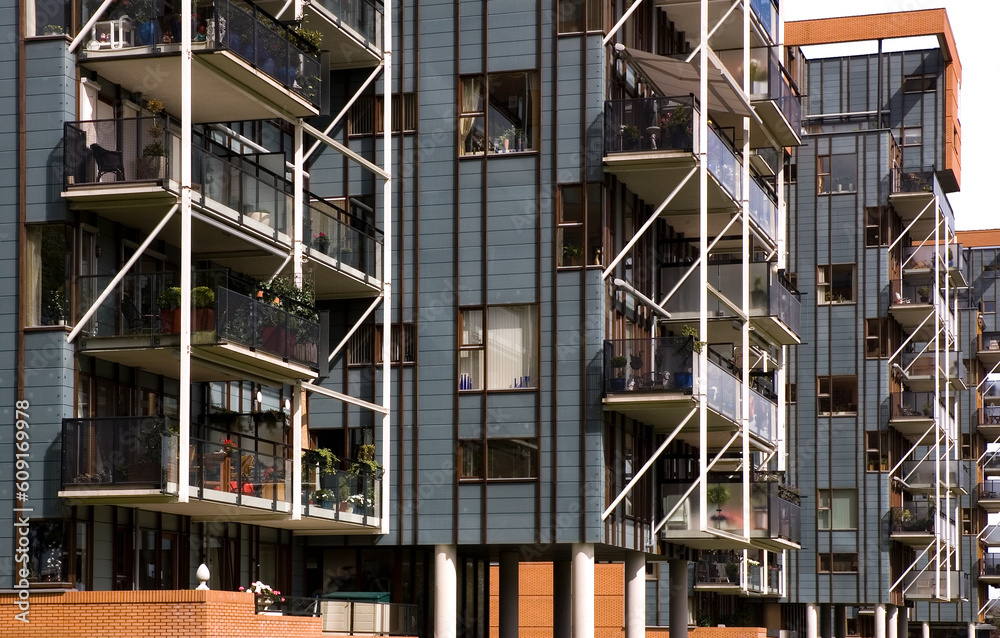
[
  {"x1": 458, "y1": 437, "x2": 539, "y2": 481},
  {"x1": 818, "y1": 552, "x2": 859, "y2": 573},
  {"x1": 816, "y1": 152, "x2": 858, "y2": 194},
  {"x1": 817, "y1": 375, "x2": 858, "y2": 416},
  {"x1": 817, "y1": 488, "x2": 858, "y2": 530},
  {"x1": 458, "y1": 71, "x2": 540, "y2": 157},
  {"x1": 458, "y1": 305, "x2": 539, "y2": 392},
  {"x1": 557, "y1": 183, "x2": 604, "y2": 269},
  {"x1": 556, "y1": 0, "x2": 604, "y2": 34},
  {"x1": 817, "y1": 264, "x2": 856, "y2": 304}
]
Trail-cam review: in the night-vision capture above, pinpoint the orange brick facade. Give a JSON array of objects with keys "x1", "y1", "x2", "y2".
[
  {"x1": 786, "y1": 10, "x2": 963, "y2": 191},
  {"x1": 0, "y1": 590, "x2": 330, "y2": 638}
]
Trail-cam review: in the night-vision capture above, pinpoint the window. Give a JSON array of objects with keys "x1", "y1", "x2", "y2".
[
  {"x1": 903, "y1": 75, "x2": 936, "y2": 93},
  {"x1": 817, "y1": 264, "x2": 855, "y2": 304},
  {"x1": 459, "y1": 72, "x2": 539, "y2": 156},
  {"x1": 818, "y1": 553, "x2": 858, "y2": 573},
  {"x1": 557, "y1": 0, "x2": 603, "y2": 33},
  {"x1": 348, "y1": 94, "x2": 418, "y2": 135},
  {"x1": 459, "y1": 306, "x2": 538, "y2": 391},
  {"x1": 817, "y1": 375, "x2": 857, "y2": 415},
  {"x1": 865, "y1": 207, "x2": 890, "y2": 247},
  {"x1": 817, "y1": 153, "x2": 857, "y2": 194},
  {"x1": 26, "y1": 0, "x2": 70, "y2": 37},
  {"x1": 817, "y1": 489, "x2": 858, "y2": 530},
  {"x1": 962, "y1": 507, "x2": 975, "y2": 535},
  {"x1": 558, "y1": 184, "x2": 603, "y2": 268},
  {"x1": 865, "y1": 431, "x2": 889, "y2": 472},
  {"x1": 25, "y1": 225, "x2": 70, "y2": 326},
  {"x1": 348, "y1": 324, "x2": 416, "y2": 365},
  {"x1": 902, "y1": 126, "x2": 922, "y2": 147},
  {"x1": 458, "y1": 438, "x2": 538, "y2": 480},
  {"x1": 24, "y1": 518, "x2": 89, "y2": 586},
  {"x1": 786, "y1": 383, "x2": 797, "y2": 404},
  {"x1": 865, "y1": 317, "x2": 897, "y2": 359}
]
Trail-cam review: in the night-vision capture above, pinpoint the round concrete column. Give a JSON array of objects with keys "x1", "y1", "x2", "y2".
[
  {"x1": 806, "y1": 604, "x2": 819, "y2": 638},
  {"x1": 875, "y1": 604, "x2": 887, "y2": 638},
  {"x1": 669, "y1": 558, "x2": 688, "y2": 638},
  {"x1": 572, "y1": 543, "x2": 595, "y2": 638},
  {"x1": 625, "y1": 551, "x2": 646, "y2": 638},
  {"x1": 922, "y1": 622, "x2": 930, "y2": 638},
  {"x1": 434, "y1": 545, "x2": 457, "y2": 638},
  {"x1": 499, "y1": 551, "x2": 519, "y2": 638},
  {"x1": 887, "y1": 606, "x2": 899, "y2": 638},
  {"x1": 897, "y1": 609, "x2": 908, "y2": 638}
]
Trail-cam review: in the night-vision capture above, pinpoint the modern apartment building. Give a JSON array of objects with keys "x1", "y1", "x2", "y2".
[
  {"x1": 783, "y1": 10, "x2": 986, "y2": 638},
  {"x1": 2, "y1": 0, "x2": 802, "y2": 636}
]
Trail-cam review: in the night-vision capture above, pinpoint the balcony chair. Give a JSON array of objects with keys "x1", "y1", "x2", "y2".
[
  {"x1": 230, "y1": 454, "x2": 256, "y2": 494},
  {"x1": 90, "y1": 143, "x2": 125, "y2": 182},
  {"x1": 121, "y1": 293, "x2": 157, "y2": 335}
]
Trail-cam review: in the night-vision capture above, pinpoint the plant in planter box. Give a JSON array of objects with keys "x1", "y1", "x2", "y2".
[
  {"x1": 192, "y1": 286, "x2": 215, "y2": 331},
  {"x1": 562, "y1": 242, "x2": 584, "y2": 267},
  {"x1": 138, "y1": 99, "x2": 168, "y2": 179},
  {"x1": 312, "y1": 488, "x2": 335, "y2": 508},
  {"x1": 660, "y1": 103, "x2": 692, "y2": 150},
  {"x1": 157, "y1": 287, "x2": 182, "y2": 333},
  {"x1": 257, "y1": 276, "x2": 318, "y2": 355},
  {"x1": 621, "y1": 124, "x2": 640, "y2": 150},
  {"x1": 302, "y1": 448, "x2": 338, "y2": 476},
  {"x1": 608, "y1": 355, "x2": 628, "y2": 391},
  {"x1": 313, "y1": 232, "x2": 331, "y2": 254},
  {"x1": 917, "y1": 286, "x2": 931, "y2": 303}
]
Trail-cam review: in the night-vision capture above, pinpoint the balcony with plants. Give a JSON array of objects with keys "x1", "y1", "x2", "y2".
[
  {"x1": 305, "y1": 195, "x2": 384, "y2": 297},
  {"x1": 77, "y1": 0, "x2": 324, "y2": 121},
  {"x1": 890, "y1": 167, "x2": 956, "y2": 238},
  {"x1": 888, "y1": 391, "x2": 949, "y2": 443},
  {"x1": 898, "y1": 459, "x2": 969, "y2": 495},
  {"x1": 300, "y1": 444, "x2": 382, "y2": 530},
  {"x1": 717, "y1": 46, "x2": 801, "y2": 147},
  {"x1": 889, "y1": 278, "x2": 954, "y2": 340},
  {"x1": 897, "y1": 349, "x2": 967, "y2": 392},
  {"x1": 255, "y1": 0, "x2": 384, "y2": 69},
  {"x1": 889, "y1": 503, "x2": 945, "y2": 546},
  {"x1": 975, "y1": 407, "x2": 1000, "y2": 440},
  {"x1": 659, "y1": 261, "x2": 801, "y2": 344},
  {"x1": 76, "y1": 270, "x2": 321, "y2": 381},
  {"x1": 660, "y1": 473, "x2": 800, "y2": 550}
]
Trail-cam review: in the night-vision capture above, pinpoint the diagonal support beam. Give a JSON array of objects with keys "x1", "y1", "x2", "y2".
[
  {"x1": 603, "y1": 166, "x2": 697, "y2": 280},
  {"x1": 657, "y1": 211, "x2": 743, "y2": 308},
  {"x1": 67, "y1": 204, "x2": 178, "y2": 343},
  {"x1": 685, "y1": 0, "x2": 744, "y2": 64},
  {"x1": 603, "y1": 0, "x2": 647, "y2": 45},
  {"x1": 888, "y1": 198, "x2": 935, "y2": 252},
  {"x1": 69, "y1": 0, "x2": 115, "y2": 52},
  {"x1": 603, "y1": 408, "x2": 697, "y2": 520},
  {"x1": 301, "y1": 122, "x2": 389, "y2": 179},
  {"x1": 304, "y1": 63, "x2": 384, "y2": 163},
  {"x1": 303, "y1": 382, "x2": 389, "y2": 415},
  {"x1": 329, "y1": 296, "x2": 384, "y2": 363}
]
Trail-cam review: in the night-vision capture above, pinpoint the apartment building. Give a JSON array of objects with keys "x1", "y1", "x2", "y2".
[
  {"x1": 0, "y1": 0, "x2": 803, "y2": 636},
  {"x1": 783, "y1": 10, "x2": 986, "y2": 638}
]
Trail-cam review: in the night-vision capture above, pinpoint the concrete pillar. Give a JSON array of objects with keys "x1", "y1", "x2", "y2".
[
  {"x1": 554, "y1": 559, "x2": 572, "y2": 638},
  {"x1": 572, "y1": 543, "x2": 595, "y2": 638},
  {"x1": 875, "y1": 604, "x2": 887, "y2": 638},
  {"x1": 434, "y1": 545, "x2": 457, "y2": 638},
  {"x1": 897, "y1": 610, "x2": 908, "y2": 638},
  {"x1": 806, "y1": 604, "x2": 819, "y2": 638},
  {"x1": 669, "y1": 558, "x2": 688, "y2": 638},
  {"x1": 625, "y1": 551, "x2": 646, "y2": 638},
  {"x1": 499, "y1": 552, "x2": 519, "y2": 638},
  {"x1": 834, "y1": 605, "x2": 847, "y2": 638},
  {"x1": 820, "y1": 604, "x2": 832, "y2": 638},
  {"x1": 969, "y1": 623, "x2": 977, "y2": 638},
  {"x1": 921, "y1": 622, "x2": 929, "y2": 638},
  {"x1": 887, "y1": 606, "x2": 899, "y2": 638}
]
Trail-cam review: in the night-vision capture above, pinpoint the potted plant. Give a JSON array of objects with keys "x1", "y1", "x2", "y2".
[
  {"x1": 241, "y1": 581, "x2": 283, "y2": 611},
  {"x1": 660, "y1": 103, "x2": 692, "y2": 150},
  {"x1": 707, "y1": 484, "x2": 731, "y2": 527},
  {"x1": 302, "y1": 447, "x2": 338, "y2": 476},
  {"x1": 261, "y1": 465, "x2": 286, "y2": 500},
  {"x1": 917, "y1": 286, "x2": 931, "y2": 303},
  {"x1": 192, "y1": 286, "x2": 215, "y2": 331},
  {"x1": 157, "y1": 287, "x2": 182, "y2": 333},
  {"x1": 138, "y1": 99, "x2": 168, "y2": 179},
  {"x1": 608, "y1": 355, "x2": 628, "y2": 391},
  {"x1": 562, "y1": 242, "x2": 584, "y2": 267},
  {"x1": 313, "y1": 232, "x2": 331, "y2": 254},
  {"x1": 495, "y1": 127, "x2": 512, "y2": 153},
  {"x1": 921, "y1": 401, "x2": 934, "y2": 417},
  {"x1": 622, "y1": 124, "x2": 640, "y2": 151},
  {"x1": 312, "y1": 488, "x2": 335, "y2": 509},
  {"x1": 42, "y1": 24, "x2": 64, "y2": 35},
  {"x1": 680, "y1": 325, "x2": 706, "y2": 354}
]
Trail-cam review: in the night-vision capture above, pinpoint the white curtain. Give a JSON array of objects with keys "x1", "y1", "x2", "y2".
[
  {"x1": 486, "y1": 306, "x2": 536, "y2": 389},
  {"x1": 459, "y1": 77, "x2": 483, "y2": 151},
  {"x1": 24, "y1": 227, "x2": 42, "y2": 326}
]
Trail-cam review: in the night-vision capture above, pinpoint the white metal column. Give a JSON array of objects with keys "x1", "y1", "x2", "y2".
[
  {"x1": 380, "y1": 0, "x2": 393, "y2": 537},
  {"x1": 572, "y1": 543, "x2": 595, "y2": 638},
  {"x1": 177, "y1": 0, "x2": 193, "y2": 503}
]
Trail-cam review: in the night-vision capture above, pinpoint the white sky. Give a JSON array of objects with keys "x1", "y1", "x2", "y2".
[{"x1": 782, "y1": 0, "x2": 1000, "y2": 230}]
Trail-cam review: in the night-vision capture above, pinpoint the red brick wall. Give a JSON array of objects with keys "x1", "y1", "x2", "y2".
[{"x1": 0, "y1": 590, "x2": 328, "y2": 638}]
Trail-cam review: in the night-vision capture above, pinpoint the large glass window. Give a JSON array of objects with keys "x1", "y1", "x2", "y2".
[
  {"x1": 459, "y1": 72, "x2": 539, "y2": 156},
  {"x1": 458, "y1": 438, "x2": 538, "y2": 480},
  {"x1": 817, "y1": 264, "x2": 856, "y2": 304},
  {"x1": 558, "y1": 184, "x2": 603, "y2": 268},
  {"x1": 557, "y1": 0, "x2": 603, "y2": 33},
  {"x1": 460, "y1": 306, "x2": 538, "y2": 391},
  {"x1": 26, "y1": 225, "x2": 70, "y2": 326},
  {"x1": 817, "y1": 375, "x2": 858, "y2": 415},
  {"x1": 27, "y1": 0, "x2": 70, "y2": 37},
  {"x1": 25, "y1": 518, "x2": 89, "y2": 586},
  {"x1": 818, "y1": 553, "x2": 858, "y2": 573},
  {"x1": 817, "y1": 153, "x2": 857, "y2": 194},
  {"x1": 817, "y1": 489, "x2": 858, "y2": 530}
]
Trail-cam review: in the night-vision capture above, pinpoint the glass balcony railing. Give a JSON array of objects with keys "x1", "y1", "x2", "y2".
[
  {"x1": 77, "y1": 270, "x2": 320, "y2": 369},
  {"x1": 984, "y1": 379, "x2": 1000, "y2": 402},
  {"x1": 982, "y1": 456, "x2": 1000, "y2": 475},
  {"x1": 899, "y1": 350, "x2": 966, "y2": 384},
  {"x1": 889, "y1": 503, "x2": 937, "y2": 535},
  {"x1": 707, "y1": 126, "x2": 741, "y2": 202},
  {"x1": 889, "y1": 391, "x2": 942, "y2": 420},
  {"x1": 765, "y1": 48, "x2": 801, "y2": 135},
  {"x1": 61, "y1": 416, "x2": 293, "y2": 508},
  {"x1": 660, "y1": 473, "x2": 800, "y2": 544},
  {"x1": 980, "y1": 332, "x2": 1000, "y2": 353},
  {"x1": 767, "y1": 560, "x2": 782, "y2": 595},
  {"x1": 304, "y1": 195, "x2": 383, "y2": 280},
  {"x1": 301, "y1": 468, "x2": 381, "y2": 524},
  {"x1": 899, "y1": 460, "x2": 969, "y2": 493},
  {"x1": 602, "y1": 336, "x2": 697, "y2": 395},
  {"x1": 976, "y1": 408, "x2": 1000, "y2": 429},
  {"x1": 312, "y1": 0, "x2": 384, "y2": 50},
  {"x1": 78, "y1": 0, "x2": 322, "y2": 106},
  {"x1": 889, "y1": 279, "x2": 950, "y2": 313},
  {"x1": 695, "y1": 550, "x2": 764, "y2": 594},
  {"x1": 706, "y1": 357, "x2": 742, "y2": 423},
  {"x1": 659, "y1": 261, "x2": 800, "y2": 336},
  {"x1": 748, "y1": 387, "x2": 775, "y2": 443},
  {"x1": 982, "y1": 555, "x2": 1000, "y2": 578},
  {"x1": 903, "y1": 569, "x2": 967, "y2": 600},
  {"x1": 604, "y1": 95, "x2": 697, "y2": 154},
  {"x1": 903, "y1": 243, "x2": 967, "y2": 276},
  {"x1": 979, "y1": 480, "x2": 1000, "y2": 500},
  {"x1": 748, "y1": 178, "x2": 777, "y2": 244},
  {"x1": 895, "y1": 168, "x2": 935, "y2": 194}
]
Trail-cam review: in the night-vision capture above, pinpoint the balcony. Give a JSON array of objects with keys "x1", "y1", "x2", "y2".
[
  {"x1": 978, "y1": 332, "x2": 1000, "y2": 368},
  {"x1": 897, "y1": 350, "x2": 967, "y2": 392},
  {"x1": 76, "y1": 270, "x2": 320, "y2": 382},
  {"x1": 980, "y1": 555, "x2": 1000, "y2": 585},
  {"x1": 604, "y1": 96, "x2": 743, "y2": 218},
  {"x1": 889, "y1": 279, "x2": 952, "y2": 340},
  {"x1": 889, "y1": 168, "x2": 956, "y2": 239},
  {"x1": 982, "y1": 454, "x2": 1000, "y2": 479},
  {"x1": 60, "y1": 415, "x2": 382, "y2": 533},
  {"x1": 603, "y1": 338, "x2": 763, "y2": 448},
  {"x1": 980, "y1": 525, "x2": 1000, "y2": 548},
  {"x1": 889, "y1": 504, "x2": 939, "y2": 547},
  {"x1": 748, "y1": 178, "x2": 778, "y2": 248},
  {"x1": 78, "y1": 0, "x2": 324, "y2": 122},
  {"x1": 898, "y1": 459, "x2": 969, "y2": 495},
  {"x1": 979, "y1": 481, "x2": 1000, "y2": 514},
  {"x1": 888, "y1": 391, "x2": 944, "y2": 444},
  {"x1": 974, "y1": 408, "x2": 1000, "y2": 441},
  {"x1": 253, "y1": 0, "x2": 383, "y2": 69},
  {"x1": 694, "y1": 551, "x2": 764, "y2": 595},
  {"x1": 717, "y1": 46, "x2": 801, "y2": 147},
  {"x1": 304, "y1": 195, "x2": 384, "y2": 298},
  {"x1": 902, "y1": 569, "x2": 968, "y2": 601},
  {"x1": 748, "y1": 0, "x2": 778, "y2": 45},
  {"x1": 659, "y1": 261, "x2": 801, "y2": 345},
  {"x1": 903, "y1": 243, "x2": 968, "y2": 288},
  {"x1": 659, "y1": 474, "x2": 800, "y2": 551}
]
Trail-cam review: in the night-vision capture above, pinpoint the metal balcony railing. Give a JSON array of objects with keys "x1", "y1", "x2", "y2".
[
  {"x1": 304, "y1": 195, "x2": 383, "y2": 280},
  {"x1": 889, "y1": 504, "x2": 936, "y2": 534},
  {"x1": 312, "y1": 0, "x2": 384, "y2": 49},
  {"x1": 979, "y1": 480, "x2": 1000, "y2": 500},
  {"x1": 602, "y1": 336, "x2": 697, "y2": 395},
  {"x1": 982, "y1": 555, "x2": 1000, "y2": 578},
  {"x1": 64, "y1": 117, "x2": 171, "y2": 188},
  {"x1": 301, "y1": 468, "x2": 381, "y2": 524},
  {"x1": 604, "y1": 95, "x2": 697, "y2": 154},
  {"x1": 899, "y1": 459, "x2": 969, "y2": 493},
  {"x1": 216, "y1": 287, "x2": 320, "y2": 367},
  {"x1": 889, "y1": 391, "x2": 944, "y2": 419}
]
